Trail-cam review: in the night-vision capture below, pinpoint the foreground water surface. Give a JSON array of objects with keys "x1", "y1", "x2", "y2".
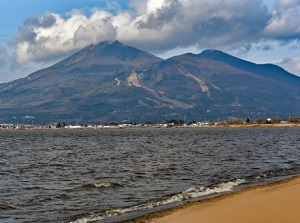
[{"x1": 1, "y1": 127, "x2": 299, "y2": 223}]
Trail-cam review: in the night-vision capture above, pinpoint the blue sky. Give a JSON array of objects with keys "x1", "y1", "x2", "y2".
[
  {"x1": 0, "y1": 0, "x2": 300, "y2": 82},
  {"x1": 0, "y1": 0, "x2": 119, "y2": 38}
]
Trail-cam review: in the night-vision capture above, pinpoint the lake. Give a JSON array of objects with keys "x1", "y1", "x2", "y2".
[{"x1": 1, "y1": 127, "x2": 299, "y2": 223}]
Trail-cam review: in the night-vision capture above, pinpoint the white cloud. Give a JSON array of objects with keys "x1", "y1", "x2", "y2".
[
  {"x1": 277, "y1": 0, "x2": 300, "y2": 8},
  {"x1": 3, "y1": 0, "x2": 299, "y2": 81},
  {"x1": 0, "y1": 44, "x2": 47, "y2": 83},
  {"x1": 263, "y1": 0, "x2": 300, "y2": 39},
  {"x1": 274, "y1": 57, "x2": 300, "y2": 76},
  {"x1": 146, "y1": 0, "x2": 166, "y2": 14},
  {"x1": 15, "y1": 0, "x2": 271, "y2": 64},
  {"x1": 16, "y1": 10, "x2": 117, "y2": 63}
]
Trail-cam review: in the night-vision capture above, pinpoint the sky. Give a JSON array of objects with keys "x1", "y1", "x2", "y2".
[{"x1": 0, "y1": 0, "x2": 300, "y2": 83}]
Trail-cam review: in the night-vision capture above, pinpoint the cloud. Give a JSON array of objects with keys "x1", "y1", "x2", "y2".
[
  {"x1": 16, "y1": 10, "x2": 118, "y2": 63},
  {"x1": 122, "y1": 0, "x2": 271, "y2": 52},
  {"x1": 263, "y1": 0, "x2": 300, "y2": 40},
  {"x1": 15, "y1": 0, "x2": 272, "y2": 64},
  {"x1": 10, "y1": 0, "x2": 300, "y2": 79},
  {"x1": 136, "y1": 0, "x2": 180, "y2": 29},
  {"x1": 256, "y1": 44, "x2": 274, "y2": 51},
  {"x1": 276, "y1": 0, "x2": 300, "y2": 8},
  {"x1": 0, "y1": 44, "x2": 47, "y2": 83},
  {"x1": 0, "y1": 45, "x2": 9, "y2": 67},
  {"x1": 233, "y1": 42, "x2": 274, "y2": 58},
  {"x1": 274, "y1": 57, "x2": 300, "y2": 76}
]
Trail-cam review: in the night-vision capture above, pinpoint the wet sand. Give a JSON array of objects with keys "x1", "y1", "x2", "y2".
[{"x1": 128, "y1": 176, "x2": 300, "y2": 223}]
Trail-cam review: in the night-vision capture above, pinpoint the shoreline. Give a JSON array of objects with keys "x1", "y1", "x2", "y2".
[
  {"x1": 0, "y1": 123, "x2": 300, "y2": 131},
  {"x1": 123, "y1": 175, "x2": 300, "y2": 223}
]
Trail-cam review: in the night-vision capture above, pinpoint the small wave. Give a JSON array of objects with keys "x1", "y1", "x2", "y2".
[
  {"x1": 66, "y1": 182, "x2": 121, "y2": 192},
  {"x1": 0, "y1": 201, "x2": 15, "y2": 210},
  {"x1": 250, "y1": 164, "x2": 300, "y2": 180},
  {"x1": 252, "y1": 173, "x2": 267, "y2": 179},
  {"x1": 69, "y1": 179, "x2": 245, "y2": 223},
  {"x1": 158, "y1": 178, "x2": 246, "y2": 205},
  {"x1": 81, "y1": 182, "x2": 113, "y2": 188}
]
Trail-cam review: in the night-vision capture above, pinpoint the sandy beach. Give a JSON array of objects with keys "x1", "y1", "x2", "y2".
[{"x1": 134, "y1": 176, "x2": 300, "y2": 223}]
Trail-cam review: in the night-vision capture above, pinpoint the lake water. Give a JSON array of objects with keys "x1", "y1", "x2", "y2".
[{"x1": 1, "y1": 127, "x2": 300, "y2": 223}]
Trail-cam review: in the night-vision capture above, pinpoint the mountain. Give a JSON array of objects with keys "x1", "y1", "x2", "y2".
[
  {"x1": 199, "y1": 49, "x2": 300, "y2": 84},
  {"x1": 0, "y1": 41, "x2": 162, "y2": 124},
  {"x1": 0, "y1": 41, "x2": 299, "y2": 124}
]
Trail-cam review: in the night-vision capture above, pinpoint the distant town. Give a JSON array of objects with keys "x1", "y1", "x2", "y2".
[{"x1": 1, "y1": 117, "x2": 300, "y2": 130}]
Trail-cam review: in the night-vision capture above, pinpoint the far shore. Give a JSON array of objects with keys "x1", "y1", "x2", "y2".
[
  {"x1": 1, "y1": 122, "x2": 300, "y2": 130},
  {"x1": 212, "y1": 123, "x2": 300, "y2": 128},
  {"x1": 124, "y1": 176, "x2": 300, "y2": 223}
]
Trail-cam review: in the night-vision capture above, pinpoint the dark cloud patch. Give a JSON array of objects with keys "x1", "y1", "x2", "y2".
[
  {"x1": 16, "y1": 16, "x2": 39, "y2": 43},
  {"x1": 0, "y1": 56, "x2": 6, "y2": 67},
  {"x1": 23, "y1": 16, "x2": 40, "y2": 27},
  {"x1": 256, "y1": 44, "x2": 273, "y2": 51},
  {"x1": 40, "y1": 12, "x2": 56, "y2": 28},
  {"x1": 15, "y1": 12, "x2": 56, "y2": 44},
  {"x1": 279, "y1": 40, "x2": 297, "y2": 46},
  {"x1": 263, "y1": 0, "x2": 300, "y2": 41},
  {"x1": 0, "y1": 45, "x2": 7, "y2": 54},
  {"x1": 16, "y1": 29, "x2": 37, "y2": 44},
  {"x1": 134, "y1": 0, "x2": 272, "y2": 54},
  {"x1": 290, "y1": 43, "x2": 299, "y2": 50},
  {"x1": 0, "y1": 45, "x2": 9, "y2": 67},
  {"x1": 124, "y1": 3, "x2": 253, "y2": 56},
  {"x1": 280, "y1": 57, "x2": 292, "y2": 64},
  {"x1": 235, "y1": 44, "x2": 253, "y2": 57},
  {"x1": 273, "y1": 56, "x2": 300, "y2": 76},
  {"x1": 137, "y1": 0, "x2": 181, "y2": 29},
  {"x1": 237, "y1": 3, "x2": 270, "y2": 37},
  {"x1": 15, "y1": 16, "x2": 39, "y2": 43}
]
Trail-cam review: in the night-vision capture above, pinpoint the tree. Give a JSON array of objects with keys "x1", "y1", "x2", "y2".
[
  {"x1": 254, "y1": 118, "x2": 267, "y2": 124},
  {"x1": 246, "y1": 117, "x2": 251, "y2": 124}
]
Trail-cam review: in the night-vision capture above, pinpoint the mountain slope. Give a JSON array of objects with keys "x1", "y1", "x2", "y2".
[
  {"x1": 199, "y1": 49, "x2": 300, "y2": 84},
  {"x1": 137, "y1": 52, "x2": 300, "y2": 120},
  {"x1": 0, "y1": 41, "x2": 299, "y2": 124},
  {"x1": 0, "y1": 41, "x2": 162, "y2": 108}
]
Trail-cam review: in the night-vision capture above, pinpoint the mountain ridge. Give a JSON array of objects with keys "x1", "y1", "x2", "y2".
[
  {"x1": 0, "y1": 41, "x2": 299, "y2": 124},
  {"x1": 198, "y1": 49, "x2": 299, "y2": 84}
]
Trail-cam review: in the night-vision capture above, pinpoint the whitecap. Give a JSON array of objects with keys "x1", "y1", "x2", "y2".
[
  {"x1": 81, "y1": 182, "x2": 113, "y2": 189},
  {"x1": 70, "y1": 178, "x2": 246, "y2": 223}
]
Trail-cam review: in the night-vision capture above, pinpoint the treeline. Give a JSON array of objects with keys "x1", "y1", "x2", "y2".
[
  {"x1": 52, "y1": 116, "x2": 300, "y2": 127},
  {"x1": 252, "y1": 117, "x2": 300, "y2": 124},
  {"x1": 228, "y1": 117, "x2": 300, "y2": 125},
  {"x1": 164, "y1": 119, "x2": 197, "y2": 125}
]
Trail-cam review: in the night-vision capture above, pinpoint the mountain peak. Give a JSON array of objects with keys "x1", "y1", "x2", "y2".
[
  {"x1": 80, "y1": 40, "x2": 138, "y2": 59},
  {"x1": 53, "y1": 41, "x2": 162, "y2": 70},
  {"x1": 198, "y1": 49, "x2": 250, "y2": 68},
  {"x1": 198, "y1": 49, "x2": 234, "y2": 60},
  {"x1": 87, "y1": 40, "x2": 122, "y2": 51},
  {"x1": 84, "y1": 40, "x2": 162, "y2": 62},
  {"x1": 198, "y1": 48, "x2": 297, "y2": 81}
]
